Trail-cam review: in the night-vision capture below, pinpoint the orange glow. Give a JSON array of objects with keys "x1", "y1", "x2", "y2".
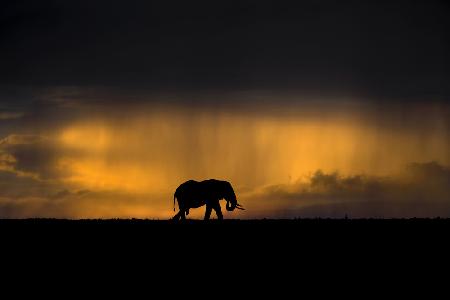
[
  {"x1": 57, "y1": 110, "x2": 449, "y2": 190},
  {"x1": 0, "y1": 100, "x2": 448, "y2": 218},
  {"x1": 27, "y1": 104, "x2": 445, "y2": 218}
]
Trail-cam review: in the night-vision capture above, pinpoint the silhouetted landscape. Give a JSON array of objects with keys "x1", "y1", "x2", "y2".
[
  {"x1": 2, "y1": 217, "x2": 449, "y2": 225},
  {"x1": 3, "y1": 218, "x2": 449, "y2": 242},
  {"x1": 1, "y1": 2, "x2": 449, "y2": 263},
  {"x1": 1, "y1": 1, "x2": 449, "y2": 285},
  {"x1": 2, "y1": 217, "x2": 449, "y2": 276}
]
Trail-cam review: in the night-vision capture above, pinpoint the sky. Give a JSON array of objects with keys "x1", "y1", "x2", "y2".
[{"x1": 0, "y1": 0, "x2": 449, "y2": 218}]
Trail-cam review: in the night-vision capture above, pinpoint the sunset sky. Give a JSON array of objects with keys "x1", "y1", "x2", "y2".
[{"x1": 1, "y1": 0, "x2": 449, "y2": 218}]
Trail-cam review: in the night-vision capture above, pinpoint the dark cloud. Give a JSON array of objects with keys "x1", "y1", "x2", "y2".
[
  {"x1": 1, "y1": 0, "x2": 449, "y2": 102},
  {"x1": 0, "y1": 131, "x2": 116, "y2": 185},
  {"x1": 0, "y1": 158, "x2": 159, "y2": 218},
  {"x1": 248, "y1": 162, "x2": 450, "y2": 218},
  {"x1": 0, "y1": 170, "x2": 51, "y2": 199},
  {"x1": 0, "y1": 134, "x2": 68, "y2": 180},
  {"x1": 0, "y1": 112, "x2": 23, "y2": 120},
  {"x1": 405, "y1": 161, "x2": 450, "y2": 186},
  {"x1": 0, "y1": 174, "x2": 163, "y2": 218},
  {"x1": 0, "y1": 183, "x2": 86, "y2": 218},
  {"x1": 1, "y1": 86, "x2": 448, "y2": 141}
]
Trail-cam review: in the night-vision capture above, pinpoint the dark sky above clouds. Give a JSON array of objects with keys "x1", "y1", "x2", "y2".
[
  {"x1": 0, "y1": 1, "x2": 449, "y2": 218},
  {"x1": 1, "y1": 0, "x2": 449, "y2": 100}
]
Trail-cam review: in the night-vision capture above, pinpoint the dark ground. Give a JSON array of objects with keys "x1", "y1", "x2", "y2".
[
  {"x1": 2, "y1": 218, "x2": 449, "y2": 246},
  {"x1": 3, "y1": 218, "x2": 449, "y2": 270},
  {"x1": 1, "y1": 218, "x2": 448, "y2": 292}
]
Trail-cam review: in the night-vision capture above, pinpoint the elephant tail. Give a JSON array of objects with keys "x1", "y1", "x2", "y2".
[{"x1": 173, "y1": 194, "x2": 176, "y2": 211}]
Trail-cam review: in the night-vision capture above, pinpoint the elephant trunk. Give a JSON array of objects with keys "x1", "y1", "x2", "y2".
[{"x1": 226, "y1": 199, "x2": 236, "y2": 211}]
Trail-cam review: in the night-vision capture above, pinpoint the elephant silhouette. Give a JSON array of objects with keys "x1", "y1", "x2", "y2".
[{"x1": 173, "y1": 179, "x2": 244, "y2": 220}]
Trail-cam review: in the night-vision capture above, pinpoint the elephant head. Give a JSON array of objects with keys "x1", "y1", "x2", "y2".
[{"x1": 223, "y1": 182, "x2": 244, "y2": 211}]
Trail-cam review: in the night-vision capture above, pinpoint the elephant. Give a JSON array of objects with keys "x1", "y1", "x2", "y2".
[{"x1": 172, "y1": 179, "x2": 244, "y2": 220}]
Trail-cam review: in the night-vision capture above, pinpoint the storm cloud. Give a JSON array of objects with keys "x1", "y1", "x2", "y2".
[
  {"x1": 245, "y1": 162, "x2": 450, "y2": 218},
  {"x1": 1, "y1": 0, "x2": 449, "y2": 101}
]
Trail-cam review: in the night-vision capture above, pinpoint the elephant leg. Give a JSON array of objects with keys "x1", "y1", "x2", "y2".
[
  {"x1": 204, "y1": 205, "x2": 212, "y2": 220},
  {"x1": 213, "y1": 203, "x2": 223, "y2": 220},
  {"x1": 172, "y1": 209, "x2": 186, "y2": 221},
  {"x1": 179, "y1": 209, "x2": 186, "y2": 220},
  {"x1": 172, "y1": 211, "x2": 182, "y2": 220}
]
